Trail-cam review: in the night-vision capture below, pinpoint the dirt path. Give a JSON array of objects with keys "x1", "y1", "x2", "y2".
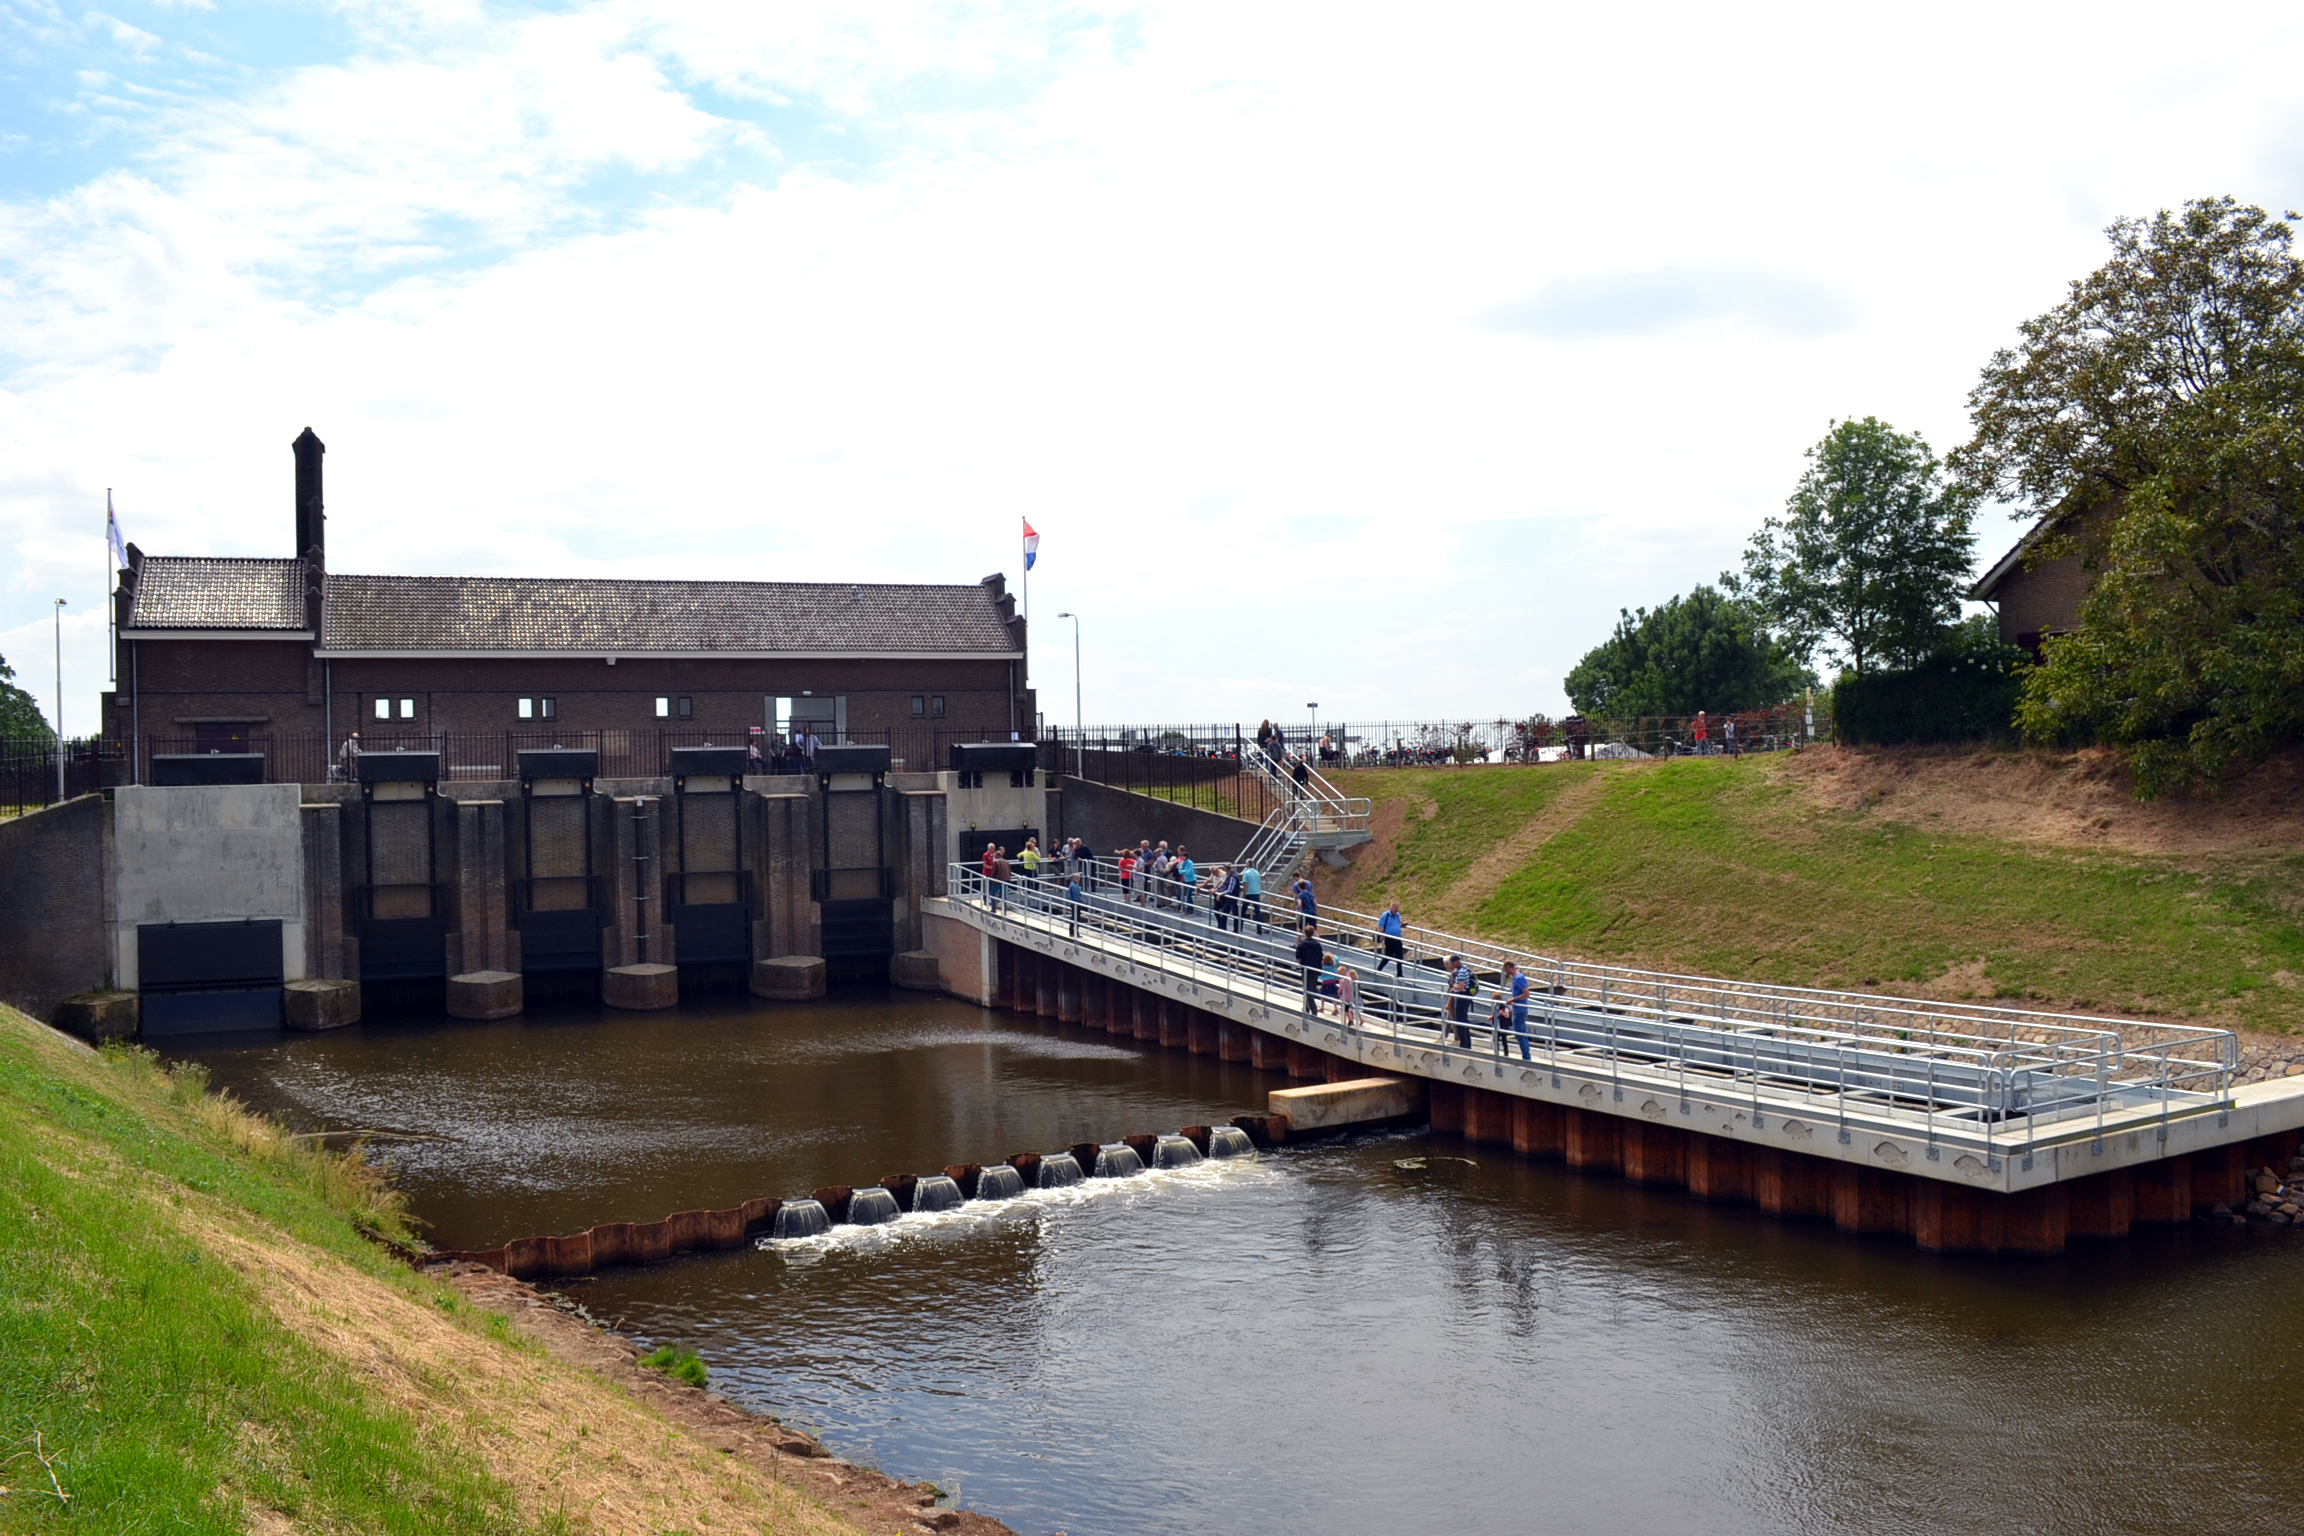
[{"x1": 1427, "y1": 771, "x2": 1614, "y2": 928}]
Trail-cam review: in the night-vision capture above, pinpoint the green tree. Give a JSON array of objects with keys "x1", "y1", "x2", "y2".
[
  {"x1": 1731, "y1": 417, "x2": 1977, "y2": 674},
  {"x1": 1564, "y1": 585, "x2": 1810, "y2": 717},
  {"x1": 0, "y1": 653, "x2": 55, "y2": 743},
  {"x1": 1952, "y1": 197, "x2": 2304, "y2": 796}
]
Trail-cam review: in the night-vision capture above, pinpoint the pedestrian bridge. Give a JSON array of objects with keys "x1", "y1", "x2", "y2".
[{"x1": 923, "y1": 860, "x2": 2304, "y2": 1201}]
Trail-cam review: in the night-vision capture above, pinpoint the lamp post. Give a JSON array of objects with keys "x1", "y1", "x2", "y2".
[
  {"x1": 53, "y1": 598, "x2": 66, "y2": 802},
  {"x1": 1056, "y1": 612, "x2": 1082, "y2": 779},
  {"x1": 1305, "y1": 701, "x2": 1318, "y2": 762}
]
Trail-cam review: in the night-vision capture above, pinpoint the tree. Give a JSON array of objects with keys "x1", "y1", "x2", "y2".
[
  {"x1": 1952, "y1": 197, "x2": 2304, "y2": 796},
  {"x1": 0, "y1": 653, "x2": 54, "y2": 743},
  {"x1": 1564, "y1": 585, "x2": 1810, "y2": 717},
  {"x1": 1731, "y1": 417, "x2": 1977, "y2": 674}
]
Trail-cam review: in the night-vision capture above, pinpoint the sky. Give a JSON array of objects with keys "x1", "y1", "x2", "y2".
[{"x1": 4, "y1": 1, "x2": 2302, "y2": 736}]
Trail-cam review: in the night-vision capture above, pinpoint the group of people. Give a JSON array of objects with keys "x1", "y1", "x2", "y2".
[{"x1": 745, "y1": 728, "x2": 822, "y2": 775}]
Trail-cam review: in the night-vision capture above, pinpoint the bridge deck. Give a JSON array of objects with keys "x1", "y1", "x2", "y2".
[{"x1": 933, "y1": 864, "x2": 2303, "y2": 1194}]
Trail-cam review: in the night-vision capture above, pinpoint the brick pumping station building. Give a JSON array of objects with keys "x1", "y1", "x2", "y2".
[{"x1": 103, "y1": 429, "x2": 1034, "y2": 781}]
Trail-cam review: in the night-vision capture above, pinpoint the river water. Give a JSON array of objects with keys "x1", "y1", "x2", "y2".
[{"x1": 185, "y1": 989, "x2": 2304, "y2": 1536}]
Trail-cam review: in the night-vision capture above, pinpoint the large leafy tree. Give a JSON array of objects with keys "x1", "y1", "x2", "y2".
[
  {"x1": 1564, "y1": 585, "x2": 1810, "y2": 717},
  {"x1": 1951, "y1": 197, "x2": 2304, "y2": 796},
  {"x1": 0, "y1": 653, "x2": 55, "y2": 742},
  {"x1": 1730, "y1": 417, "x2": 1977, "y2": 674}
]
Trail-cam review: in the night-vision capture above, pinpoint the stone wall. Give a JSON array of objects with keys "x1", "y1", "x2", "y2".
[
  {"x1": 1051, "y1": 776, "x2": 1262, "y2": 867},
  {"x1": 0, "y1": 795, "x2": 114, "y2": 1020},
  {"x1": 113, "y1": 784, "x2": 308, "y2": 988}
]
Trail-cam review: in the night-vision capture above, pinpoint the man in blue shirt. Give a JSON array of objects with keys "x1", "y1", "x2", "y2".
[
  {"x1": 1492, "y1": 960, "x2": 1533, "y2": 1060},
  {"x1": 1293, "y1": 876, "x2": 1317, "y2": 928},
  {"x1": 1177, "y1": 851, "x2": 1197, "y2": 917},
  {"x1": 1240, "y1": 865, "x2": 1263, "y2": 933},
  {"x1": 1066, "y1": 873, "x2": 1084, "y2": 938},
  {"x1": 1445, "y1": 954, "x2": 1475, "y2": 1049},
  {"x1": 1377, "y1": 901, "x2": 1405, "y2": 975}
]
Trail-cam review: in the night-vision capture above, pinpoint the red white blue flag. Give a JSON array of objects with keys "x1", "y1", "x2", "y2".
[{"x1": 1022, "y1": 518, "x2": 1039, "y2": 571}]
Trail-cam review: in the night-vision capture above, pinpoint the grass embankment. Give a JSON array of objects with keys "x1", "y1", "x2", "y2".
[
  {"x1": 0, "y1": 1002, "x2": 874, "y2": 1534},
  {"x1": 1315, "y1": 747, "x2": 2304, "y2": 1034}
]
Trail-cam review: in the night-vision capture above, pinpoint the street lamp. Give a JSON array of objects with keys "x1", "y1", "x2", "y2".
[
  {"x1": 1305, "y1": 701, "x2": 1318, "y2": 761},
  {"x1": 53, "y1": 598, "x2": 66, "y2": 802},
  {"x1": 1056, "y1": 613, "x2": 1082, "y2": 779}
]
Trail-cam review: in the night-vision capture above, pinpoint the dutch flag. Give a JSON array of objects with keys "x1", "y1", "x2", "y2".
[{"x1": 1022, "y1": 518, "x2": 1040, "y2": 571}]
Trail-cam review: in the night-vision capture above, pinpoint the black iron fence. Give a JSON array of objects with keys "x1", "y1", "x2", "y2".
[{"x1": 0, "y1": 738, "x2": 126, "y2": 813}]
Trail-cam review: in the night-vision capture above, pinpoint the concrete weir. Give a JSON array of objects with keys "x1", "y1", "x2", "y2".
[{"x1": 923, "y1": 880, "x2": 2304, "y2": 1256}]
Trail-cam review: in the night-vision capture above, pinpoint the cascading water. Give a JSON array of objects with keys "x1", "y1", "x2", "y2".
[
  {"x1": 910, "y1": 1175, "x2": 963, "y2": 1213},
  {"x1": 1093, "y1": 1144, "x2": 1145, "y2": 1178},
  {"x1": 1037, "y1": 1152, "x2": 1084, "y2": 1188},
  {"x1": 1154, "y1": 1134, "x2": 1203, "y2": 1168},
  {"x1": 974, "y1": 1164, "x2": 1025, "y2": 1201},
  {"x1": 770, "y1": 1198, "x2": 829, "y2": 1239},
  {"x1": 846, "y1": 1187, "x2": 901, "y2": 1226},
  {"x1": 1207, "y1": 1126, "x2": 1254, "y2": 1159}
]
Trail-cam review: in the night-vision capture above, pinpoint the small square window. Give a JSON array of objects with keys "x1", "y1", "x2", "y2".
[
  {"x1": 398, "y1": 698, "x2": 415, "y2": 720},
  {"x1": 373, "y1": 698, "x2": 389, "y2": 720},
  {"x1": 911, "y1": 695, "x2": 926, "y2": 717},
  {"x1": 539, "y1": 698, "x2": 557, "y2": 721},
  {"x1": 677, "y1": 697, "x2": 693, "y2": 719},
  {"x1": 518, "y1": 698, "x2": 534, "y2": 720},
  {"x1": 655, "y1": 697, "x2": 669, "y2": 718},
  {"x1": 931, "y1": 695, "x2": 946, "y2": 717}
]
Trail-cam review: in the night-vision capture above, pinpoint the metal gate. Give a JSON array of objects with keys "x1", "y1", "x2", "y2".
[
  {"x1": 666, "y1": 746, "x2": 752, "y2": 966},
  {"x1": 354, "y1": 751, "x2": 448, "y2": 981},
  {"x1": 139, "y1": 918, "x2": 283, "y2": 1035},
  {"x1": 813, "y1": 745, "x2": 893, "y2": 975},
  {"x1": 512, "y1": 749, "x2": 606, "y2": 974}
]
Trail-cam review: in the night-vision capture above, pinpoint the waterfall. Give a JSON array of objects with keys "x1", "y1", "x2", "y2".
[
  {"x1": 770, "y1": 1199, "x2": 829, "y2": 1239},
  {"x1": 911, "y1": 1175, "x2": 963, "y2": 1213},
  {"x1": 1092, "y1": 1143, "x2": 1145, "y2": 1178},
  {"x1": 1037, "y1": 1152, "x2": 1084, "y2": 1188},
  {"x1": 846, "y1": 1187, "x2": 901, "y2": 1226},
  {"x1": 974, "y1": 1164, "x2": 1025, "y2": 1201},
  {"x1": 1207, "y1": 1126, "x2": 1254, "y2": 1159},
  {"x1": 1154, "y1": 1134, "x2": 1203, "y2": 1168}
]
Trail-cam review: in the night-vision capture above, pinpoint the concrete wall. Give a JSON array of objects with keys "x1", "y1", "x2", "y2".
[
  {"x1": 113, "y1": 784, "x2": 308, "y2": 988},
  {"x1": 0, "y1": 795, "x2": 114, "y2": 1019},
  {"x1": 1051, "y1": 776, "x2": 1261, "y2": 865},
  {"x1": 943, "y1": 770, "x2": 1050, "y2": 865}
]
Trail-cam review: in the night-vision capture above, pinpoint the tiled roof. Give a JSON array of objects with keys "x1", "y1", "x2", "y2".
[
  {"x1": 126, "y1": 557, "x2": 309, "y2": 630},
  {"x1": 317, "y1": 573, "x2": 1019, "y2": 654}
]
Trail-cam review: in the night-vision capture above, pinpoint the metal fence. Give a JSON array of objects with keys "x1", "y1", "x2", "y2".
[
  {"x1": 1043, "y1": 705, "x2": 1831, "y2": 772},
  {"x1": 0, "y1": 738, "x2": 125, "y2": 814},
  {"x1": 949, "y1": 861, "x2": 2237, "y2": 1162}
]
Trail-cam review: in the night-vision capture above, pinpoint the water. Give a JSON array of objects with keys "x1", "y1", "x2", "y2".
[
  {"x1": 1093, "y1": 1143, "x2": 1145, "y2": 1178},
  {"x1": 911, "y1": 1175, "x2": 964, "y2": 1213},
  {"x1": 973, "y1": 1164, "x2": 1025, "y2": 1201},
  {"x1": 1035, "y1": 1152, "x2": 1083, "y2": 1189},
  {"x1": 183, "y1": 991, "x2": 2304, "y2": 1536},
  {"x1": 769, "y1": 1199, "x2": 827, "y2": 1240},
  {"x1": 1154, "y1": 1132, "x2": 1202, "y2": 1168},
  {"x1": 1206, "y1": 1125, "x2": 1253, "y2": 1159},
  {"x1": 844, "y1": 1186, "x2": 900, "y2": 1226}
]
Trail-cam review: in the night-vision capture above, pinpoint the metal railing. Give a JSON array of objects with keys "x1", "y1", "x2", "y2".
[
  {"x1": 0, "y1": 737, "x2": 125, "y2": 813},
  {"x1": 946, "y1": 861, "x2": 2237, "y2": 1164}
]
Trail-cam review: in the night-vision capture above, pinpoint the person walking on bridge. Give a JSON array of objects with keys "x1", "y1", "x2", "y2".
[
  {"x1": 1445, "y1": 954, "x2": 1475, "y2": 1049},
  {"x1": 1293, "y1": 874, "x2": 1318, "y2": 929},
  {"x1": 1376, "y1": 901, "x2": 1405, "y2": 975},
  {"x1": 1240, "y1": 863, "x2": 1264, "y2": 933},
  {"x1": 1212, "y1": 865, "x2": 1241, "y2": 932},
  {"x1": 989, "y1": 846, "x2": 1012, "y2": 913},
  {"x1": 1117, "y1": 846, "x2": 1137, "y2": 903},
  {"x1": 1066, "y1": 871, "x2": 1084, "y2": 938},
  {"x1": 1295, "y1": 923, "x2": 1326, "y2": 1015},
  {"x1": 1176, "y1": 850, "x2": 1197, "y2": 917},
  {"x1": 1492, "y1": 960, "x2": 1532, "y2": 1061}
]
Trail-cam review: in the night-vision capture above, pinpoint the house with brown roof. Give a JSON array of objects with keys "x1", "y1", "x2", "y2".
[
  {"x1": 1968, "y1": 501, "x2": 2110, "y2": 655},
  {"x1": 104, "y1": 430, "x2": 1033, "y2": 779}
]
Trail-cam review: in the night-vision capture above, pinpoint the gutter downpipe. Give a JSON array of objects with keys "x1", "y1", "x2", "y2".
[{"x1": 131, "y1": 641, "x2": 140, "y2": 786}]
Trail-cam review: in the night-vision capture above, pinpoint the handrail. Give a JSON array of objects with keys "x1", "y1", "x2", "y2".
[{"x1": 944, "y1": 861, "x2": 2237, "y2": 1159}]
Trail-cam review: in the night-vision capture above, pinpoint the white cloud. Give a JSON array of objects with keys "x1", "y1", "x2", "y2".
[{"x1": 4, "y1": 0, "x2": 2304, "y2": 731}]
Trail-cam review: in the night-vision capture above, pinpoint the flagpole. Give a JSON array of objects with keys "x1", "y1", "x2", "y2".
[{"x1": 106, "y1": 490, "x2": 115, "y2": 690}]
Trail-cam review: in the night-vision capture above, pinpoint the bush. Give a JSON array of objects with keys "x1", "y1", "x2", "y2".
[
  {"x1": 1832, "y1": 619, "x2": 2026, "y2": 745},
  {"x1": 639, "y1": 1343, "x2": 709, "y2": 1389}
]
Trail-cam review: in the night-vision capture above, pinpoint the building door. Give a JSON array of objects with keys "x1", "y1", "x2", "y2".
[{"x1": 771, "y1": 695, "x2": 847, "y2": 746}]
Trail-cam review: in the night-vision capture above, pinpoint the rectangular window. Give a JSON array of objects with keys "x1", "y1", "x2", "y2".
[
  {"x1": 677, "y1": 697, "x2": 693, "y2": 719},
  {"x1": 373, "y1": 698, "x2": 390, "y2": 720},
  {"x1": 518, "y1": 698, "x2": 534, "y2": 720},
  {"x1": 539, "y1": 698, "x2": 557, "y2": 721},
  {"x1": 911, "y1": 695, "x2": 925, "y2": 717},
  {"x1": 398, "y1": 698, "x2": 415, "y2": 720},
  {"x1": 655, "y1": 697, "x2": 669, "y2": 718},
  {"x1": 931, "y1": 695, "x2": 946, "y2": 717}
]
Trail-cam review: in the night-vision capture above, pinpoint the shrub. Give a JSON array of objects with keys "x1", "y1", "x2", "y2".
[
  {"x1": 639, "y1": 1344, "x2": 709, "y2": 1389},
  {"x1": 1832, "y1": 618, "x2": 2027, "y2": 745}
]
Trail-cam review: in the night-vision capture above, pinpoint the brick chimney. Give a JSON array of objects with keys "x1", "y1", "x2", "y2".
[{"x1": 293, "y1": 427, "x2": 325, "y2": 633}]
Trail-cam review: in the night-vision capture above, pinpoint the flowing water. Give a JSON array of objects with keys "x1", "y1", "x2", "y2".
[{"x1": 185, "y1": 990, "x2": 2304, "y2": 1536}]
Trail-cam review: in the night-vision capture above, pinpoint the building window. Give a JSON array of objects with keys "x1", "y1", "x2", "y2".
[
  {"x1": 518, "y1": 698, "x2": 534, "y2": 720},
  {"x1": 911, "y1": 695, "x2": 925, "y2": 717},
  {"x1": 931, "y1": 696, "x2": 946, "y2": 717},
  {"x1": 540, "y1": 697, "x2": 557, "y2": 721},
  {"x1": 655, "y1": 697, "x2": 669, "y2": 718},
  {"x1": 398, "y1": 698, "x2": 415, "y2": 720},
  {"x1": 373, "y1": 698, "x2": 390, "y2": 720},
  {"x1": 677, "y1": 697, "x2": 693, "y2": 719}
]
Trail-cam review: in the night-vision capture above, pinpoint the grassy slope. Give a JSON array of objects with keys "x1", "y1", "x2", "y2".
[
  {"x1": 0, "y1": 1005, "x2": 869, "y2": 1534},
  {"x1": 1319, "y1": 757, "x2": 2304, "y2": 1032}
]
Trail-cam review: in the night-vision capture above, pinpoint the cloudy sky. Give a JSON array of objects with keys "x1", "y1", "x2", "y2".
[{"x1": 4, "y1": 1, "x2": 2301, "y2": 734}]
